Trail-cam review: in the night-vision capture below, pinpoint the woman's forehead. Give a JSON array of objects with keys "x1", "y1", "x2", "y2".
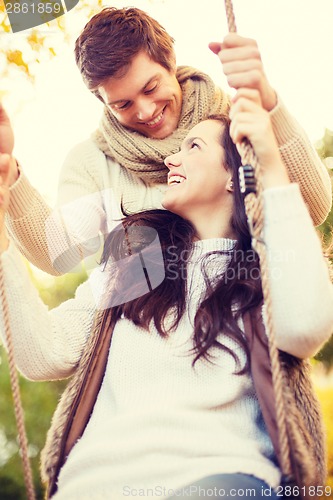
[{"x1": 187, "y1": 120, "x2": 223, "y2": 141}]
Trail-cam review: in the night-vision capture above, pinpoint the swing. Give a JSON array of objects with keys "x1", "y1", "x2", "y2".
[
  {"x1": 223, "y1": 0, "x2": 292, "y2": 480},
  {"x1": 0, "y1": 1, "x2": 326, "y2": 499}
]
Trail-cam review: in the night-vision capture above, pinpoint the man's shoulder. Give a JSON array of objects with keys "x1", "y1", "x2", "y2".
[
  {"x1": 66, "y1": 137, "x2": 106, "y2": 160},
  {"x1": 60, "y1": 137, "x2": 122, "y2": 181},
  {"x1": 64, "y1": 138, "x2": 120, "y2": 168}
]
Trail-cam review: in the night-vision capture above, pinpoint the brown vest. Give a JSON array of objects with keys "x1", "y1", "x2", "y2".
[{"x1": 42, "y1": 306, "x2": 326, "y2": 499}]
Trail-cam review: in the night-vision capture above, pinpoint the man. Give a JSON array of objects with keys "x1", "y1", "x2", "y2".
[{"x1": 0, "y1": 7, "x2": 331, "y2": 274}]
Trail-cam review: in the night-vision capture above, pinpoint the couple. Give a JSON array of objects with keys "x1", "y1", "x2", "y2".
[
  {"x1": 0, "y1": 7, "x2": 332, "y2": 275},
  {"x1": 1, "y1": 89, "x2": 333, "y2": 498},
  {"x1": 0, "y1": 6, "x2": 332, "y2": 500}
]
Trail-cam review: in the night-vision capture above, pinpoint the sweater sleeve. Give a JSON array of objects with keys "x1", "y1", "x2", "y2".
[
  {"x1": 6, "y1": 140, "x2": 108, "y2": 275},
  {"x1": 263, "y1": 183, "x2": 333, "y2": 358},
  {"x1": 269, "y1": 97, "x2": 332, "y2": 226},
  {"x1": 0, "y1": 242, "x2": 100, "y2": 381},
  {"x1": 5, "y1": 169, "x2": 58, "y2": 274}
]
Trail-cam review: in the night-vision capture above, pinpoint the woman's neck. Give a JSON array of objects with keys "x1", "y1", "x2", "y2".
[{"x1": 190, "y1": 208, "x2": 235, "y2": 241}]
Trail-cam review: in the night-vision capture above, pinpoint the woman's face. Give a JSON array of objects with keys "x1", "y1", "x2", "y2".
[{"x1": 162, "y1": 120, "x2": 233, "y2": 220}]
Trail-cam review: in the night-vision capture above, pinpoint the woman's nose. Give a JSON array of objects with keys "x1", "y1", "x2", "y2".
[{"x1": 164, "y1": 152, "x2": 181, "y2": 169}]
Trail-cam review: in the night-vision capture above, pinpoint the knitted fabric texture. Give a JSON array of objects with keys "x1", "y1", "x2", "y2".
[
  {"x1": 39, "y1": 310, "x2": 326, "y2": 498},
  {"x1": 92, "y1": 66, "x2": 230, "y2": 184}
]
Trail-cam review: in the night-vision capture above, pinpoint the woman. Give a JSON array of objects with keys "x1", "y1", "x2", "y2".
[{"x1": 0, "y1": 89, "x2": 332, "y2": 499}]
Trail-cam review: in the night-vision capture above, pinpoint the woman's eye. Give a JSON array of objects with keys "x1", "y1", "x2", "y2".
[{"x1": 191, "y1": 142, "x2": 200, "y2": 149}]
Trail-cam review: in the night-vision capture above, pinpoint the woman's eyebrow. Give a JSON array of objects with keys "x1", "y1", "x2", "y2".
[{"x1": 182, "y1": 136, "x2": 208, "y2": 148}]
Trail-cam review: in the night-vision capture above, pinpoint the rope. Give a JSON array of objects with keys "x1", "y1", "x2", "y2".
[
  {"x1": 0, "y1": 257, "x2": 36, "y2": 500},
  {"x1": 223, "y1": 0, "x2": 292, "y2": 479}
]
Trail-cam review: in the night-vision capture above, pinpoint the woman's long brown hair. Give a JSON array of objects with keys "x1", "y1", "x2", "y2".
[{"x1": 101, "y1": 117, "x2": 262, "y2": 372}]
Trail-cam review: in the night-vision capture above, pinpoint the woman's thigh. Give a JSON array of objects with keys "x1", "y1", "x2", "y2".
[{"x1": 167, "y1": 473, "x2": 280, "y2": 499}]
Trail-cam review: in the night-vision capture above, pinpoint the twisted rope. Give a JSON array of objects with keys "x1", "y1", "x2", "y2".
[
  {"x1": 0, "y1": 257, "x2": 36, "y2": 500},
  {"x1": 223, "y1": 0, "x2": 292, "y2": 479}
]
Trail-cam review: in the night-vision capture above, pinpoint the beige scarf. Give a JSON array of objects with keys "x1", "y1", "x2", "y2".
[{"x1": 92, "y1": 66, "x2": 230, "y2": 184}]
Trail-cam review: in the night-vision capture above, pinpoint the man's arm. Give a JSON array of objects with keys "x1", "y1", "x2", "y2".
[
  {"x1": 269, "y1": 97, "x2": 332, "y2": 226},
  {"x1": 4, "y1": 140, "x2": 108, "y2": 275},
  {"x1": 210, "y1": 34, "x2": 332, "y2": 225},
  {"x1": 0, "y1": 102, "x2": 109, "y2": 275}
]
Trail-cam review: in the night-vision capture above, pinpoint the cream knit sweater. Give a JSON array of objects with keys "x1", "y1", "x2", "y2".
[
  {"x1": 6, "y1": 97, "x2": 332, "y2": 275},
  {"x1": 1, "y1": 185, "x2": 333, "y2": 499}
]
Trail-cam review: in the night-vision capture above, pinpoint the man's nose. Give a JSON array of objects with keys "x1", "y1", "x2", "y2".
[{"x1": 136, "y1": 98, "x2": 156, "y2": 121}]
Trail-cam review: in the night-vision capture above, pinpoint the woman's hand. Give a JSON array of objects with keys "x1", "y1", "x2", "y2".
[
  {"x1": 229, "y1": 88, "x2": 290, "y2": 190},
  {"x1": 0, "y1": 153, "x2": 11, "y2": 253}
]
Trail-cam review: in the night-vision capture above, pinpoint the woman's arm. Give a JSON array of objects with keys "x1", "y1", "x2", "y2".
[
  {"x1": 0, "y1": 155, "x2": 99, "y2": 379},
  {"x1": 263, "y1": 183, "x2": 333, "y2": 358},
  {"x1": 229, "y1": 90, "x2": 333, "y2": 358},
  {"x1": 0, "y1": 242, "x2": 97, "y2": 380}
]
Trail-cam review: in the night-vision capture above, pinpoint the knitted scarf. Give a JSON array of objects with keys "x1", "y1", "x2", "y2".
[{"x1": 92, "y1": 66, "x2": 230, "y2": 184}]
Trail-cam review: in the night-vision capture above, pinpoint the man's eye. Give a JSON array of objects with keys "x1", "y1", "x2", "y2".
[
  {"x1": 144, "y1": 84, "x2": 157, "y2": 94},
  {"x1": 114, "y1": 102, "x2": 130, "y2": 111}
]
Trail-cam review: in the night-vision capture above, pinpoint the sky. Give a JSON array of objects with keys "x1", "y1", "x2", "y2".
[{"x1": 3, "y1": 0, "x2": 333, "y2": 205}]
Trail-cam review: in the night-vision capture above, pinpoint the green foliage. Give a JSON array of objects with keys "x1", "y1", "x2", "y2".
[
  {"x1": 0, "y1": 354, "x2": 64, "y2": 499},
  {"x1": 0, "y1": 267, "x2": 87, "y2": 499},
  {"x1": 315, "y1": 129, "x2": 333, "y2": 371},
  {"x1": 31, "y1": 267, "x2": 88, "y2": 310},
  {"x1": 316, "y1": 129, "x2": 333, "y2": 240}
]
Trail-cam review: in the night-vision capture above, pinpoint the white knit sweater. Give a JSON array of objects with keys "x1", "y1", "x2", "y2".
[{"x1": 1, "y1": 185, "x2": 333, "y2": 499}]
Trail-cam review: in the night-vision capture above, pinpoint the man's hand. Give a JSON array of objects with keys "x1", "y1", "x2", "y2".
[
  {"x1": 0, "y1": 154, "x2": 11, "y2": 252},
  {"x1": 0, "y1": 103, "x2": 14, "y2": 155},
  {"x1": 0, "y1": 103, "x2": 19, "y2": 185},
  {"x1": 209, "y1": 34, "x2": 277, "y2": 112}
]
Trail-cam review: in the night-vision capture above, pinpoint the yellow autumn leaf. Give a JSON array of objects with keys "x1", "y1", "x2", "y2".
[
  {"x1": 6, "y1": 50, "x2": 30, "y2": 76},
  {"x1": 27, "y1": 30, "x2": 45, "y2": 50}
]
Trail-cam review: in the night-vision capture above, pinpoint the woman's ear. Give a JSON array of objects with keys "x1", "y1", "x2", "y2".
[{"x1": 226, "y1": 176, "x2": 234, "y2": 193}]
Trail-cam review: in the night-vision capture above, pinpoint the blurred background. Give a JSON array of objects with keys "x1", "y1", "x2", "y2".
[{"x1": 1, "y1": 0, "x2": 333, "y2": 497}]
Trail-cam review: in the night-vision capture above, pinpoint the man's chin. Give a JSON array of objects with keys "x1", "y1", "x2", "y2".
[{"x1": 145, "y1": 125, "x2": 175, "y2": 140}]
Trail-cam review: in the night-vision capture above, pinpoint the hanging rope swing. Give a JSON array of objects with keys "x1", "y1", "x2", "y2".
[
  {"x1": 2, "y1": 2, "x2": 325, "y2": 498},
  {"x1": 223, "y1": 0, "x2": 293, "y2": 482},
  {"x1": 0, "y1": 255, "x2": 36, "y2": 499}
]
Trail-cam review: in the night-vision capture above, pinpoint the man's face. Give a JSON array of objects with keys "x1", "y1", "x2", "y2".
[{"x1": 98, "y1": 51, "x2": 183, "y2": 139}]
